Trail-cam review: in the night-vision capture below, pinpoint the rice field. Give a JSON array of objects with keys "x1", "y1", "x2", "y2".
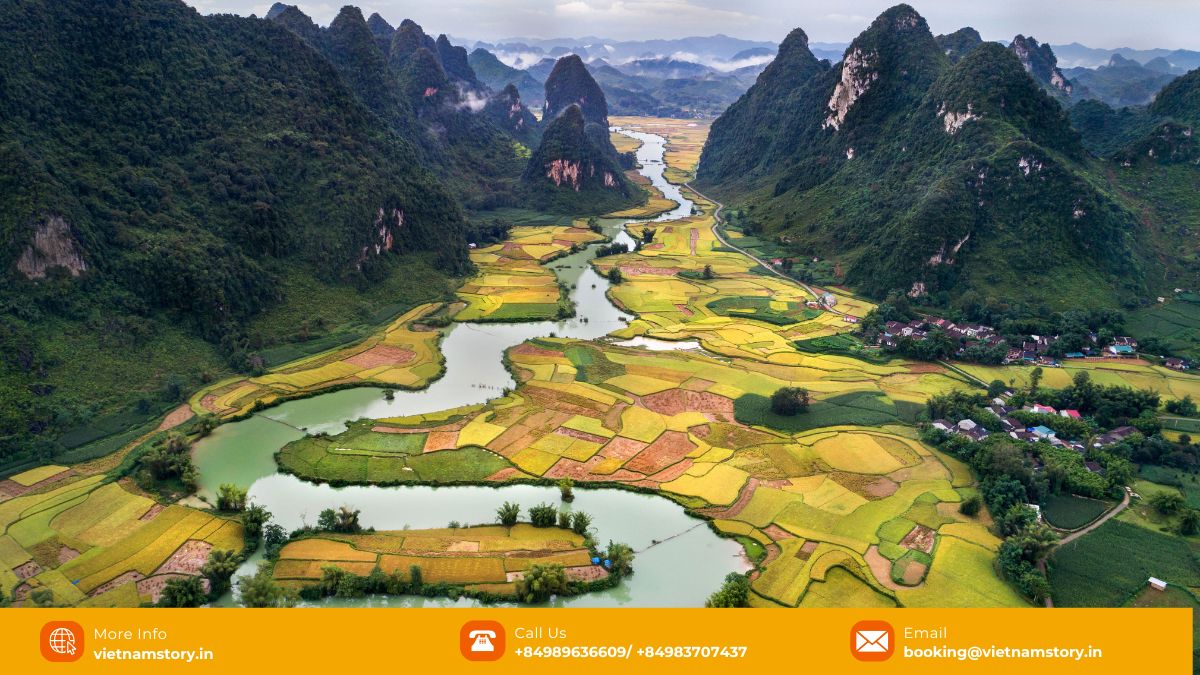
[
  {"x1": 272, "y1": 524, "x2": 599, "y2": 595},
  {"x1": 280, "y1": 336, "x2": 1015, "y2": 607},
  {"x1": 960, "y1": 360, "x2": 1200, "y2": 402},
  {"x1": 192, "y1": 302, "x2": 448, "y2": 418},
  {"x1": 0, "y1": 478, "x2": 243, "y2": 607},
  {"x1": 609, "y1": 117, "x2": 711, "y2": 184},
  {"x1": 455, "y1": 225, "x2": 604, "y2": 322}
]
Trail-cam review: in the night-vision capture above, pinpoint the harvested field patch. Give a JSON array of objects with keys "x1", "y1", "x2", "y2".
[{"x1": 626, "y1": 431, "x2": 695, "y2": 474}]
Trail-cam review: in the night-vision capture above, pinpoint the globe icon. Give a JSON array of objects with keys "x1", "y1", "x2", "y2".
[{"x1": 49, "y1": 627, "x2": 76, "y2": 655}]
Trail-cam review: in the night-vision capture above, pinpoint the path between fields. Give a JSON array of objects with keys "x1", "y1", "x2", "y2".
[
  {"x1": 1039, "y1": 490, "x2": 1131, "y2": 607},
  {"x1": 684, "y1": 182, "x2": 843, "y2": 315}
]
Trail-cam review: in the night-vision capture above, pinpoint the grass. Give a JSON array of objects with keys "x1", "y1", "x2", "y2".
[
  {"x1": 1138, "y1": 465, "x2": 1200, "y2": 509},
  {"x1": 1049, "y1": 519, "x2": 1200, "y2": 607},
  {"x1": 1041, "y1": 494, "x2": 1111, "y2": 530}
]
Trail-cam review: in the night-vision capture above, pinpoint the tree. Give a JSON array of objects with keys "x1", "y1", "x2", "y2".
[
  {"x1": 159, "y1": 576, "x2": 207, "y2": 607},
  {"x1": 569, "y1": 511, "x2": 592, "y2": 536},
  {"x1": 641, "y1": 227, "x2": 656, "y2": 244},
  {"x1": 335, "y1": 506, "x2": 362, "y2": 533},
  {"x1": 769, "y1": 387, "x2": 810, "y2": 416},
  {"x1": 987, "y1": 379, "x2": 1008, "y2": 398},
  {"x1": 558, "y1": 477, "x2": 575, "y2": 502},
  {"x1": 1029, "y1": 366, "x2": 1044, "y2": 395},
  {"x1": 605, "y1": 541, "x2": 635, "y2": 577},
  {"x1": 705, "y1": 573, "x2": 750, "y2": 607},
  {"x1": 243, "y1": 503, "x2": 270, "y2": 538},
  {"x1": 201, "y1": 549, "x2": 241, "y2": 595},
  {"x1": 216, "y1": 484, "x2": 247, "y2": 512},
  {"x1": 1180, "y1": 509, "x2": 1200, "y2": 536},
  {"x1": 996, "y1": 504, "x2": 1037, "y2": 537},
  {"x1": 702, "y1": 264, "x2": 715, "y2": 280},
  {"x1": 959, "y1": 494, "x2": 983, "y2": 517},
  {"x1": 317, "y1": 508, "x2": 338, "y2": 531},
  {"x1": 238, "y1": 563, "x2": 294, "y2": 607},
  {"x1": 1149, "y1": 491, "x2": 1186, "y2": 515},
  {"x1": 606, "y1": 267, "x2": 623, "y2": 284},
  {"x1": 515, "y1": 564, "x2": 569, "y2": 603},
  {"x1": 409, "y1": 565, "x2": 424, "y2": 591},
  {"x1": 497, "y1": 501, "x2": 520, "y2": 527},
  {"x1": 262, "y1": 523, "x2": 288, "y2": 559},
  {"x1": 1166, "y1": 395, "x2": 1197, "y2": 417}
]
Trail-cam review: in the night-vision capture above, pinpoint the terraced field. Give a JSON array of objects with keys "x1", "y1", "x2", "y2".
[
  {"x1": 455, "y1": 225, "x2": 605, "y2": 322},
  {"x1": 279, "y1": 336, "x2": 1018, "y2": 607},
  {"x1": 0, "y1": 475, "x2": 243, "y2": 607},
  {"x1": 193, "y1": 303, "x2": 449, "y2": 419},
  {"x1": 272, "y1": 524, "x2": 600, "y2": 596}
]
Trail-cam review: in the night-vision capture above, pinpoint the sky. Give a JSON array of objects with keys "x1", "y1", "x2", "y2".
[{"x1": 185, "y1": 0, "x2": 1200, "y2": 50}]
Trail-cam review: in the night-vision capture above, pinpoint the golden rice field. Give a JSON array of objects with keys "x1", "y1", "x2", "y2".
[
  {"x1": 0, "y1": 477, "x2": 243, "y2": 607},
  {"x1": 279, "y1": 337, "x2": 1022, "y2": 607},
  {"x1": 961, "y1": 360, "x2": 1200, "y2": 403},
  {"x1": 272, "y1": 524, "x2": 598, "y2": 596},
  {"x1": 455, "y1": 225, "x2": 604, "y2": 322},
  {"x1": 610, "y1": 116, "x2": 712, "y2": 184},
  {"x1": 192, "y1": 303, "x2": 447, "y2": 419}
]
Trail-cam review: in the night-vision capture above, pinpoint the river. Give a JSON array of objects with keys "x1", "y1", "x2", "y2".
[{"x1": 194, "y1": 129, "x2": 750, "y2": 607}]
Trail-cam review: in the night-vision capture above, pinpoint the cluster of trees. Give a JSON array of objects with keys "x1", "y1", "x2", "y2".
[
  {"x1": 497, "y1": 501, "x2": 593, "y2": 536},
  {"x1": 705, "y1": 572, "x2": 752, "y2": 608},
  {"x1": 138, "y1": 433, "x2": 197, "y2": 492}
]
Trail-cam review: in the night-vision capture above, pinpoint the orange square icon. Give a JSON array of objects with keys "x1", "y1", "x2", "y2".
[
  {"x1": 850, "y1": 620, "x2": 894, "y2": 662},
  {"x1": 460, "y1": 620, "x2": 505, "y2": 661},
  {"x1": 41, "y1": 621, "x2": 84, "y2": 662}
]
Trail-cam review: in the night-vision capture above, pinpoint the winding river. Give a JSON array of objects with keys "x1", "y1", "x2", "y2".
[{"x1": 194, "y1": 129, "x2": 750, "y2": 607}]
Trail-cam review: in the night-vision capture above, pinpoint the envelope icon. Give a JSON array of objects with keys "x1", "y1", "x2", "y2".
[
  {"x1": 855, "y1": 630, "x2": 889, "y2": 652},
  {"x1": 850, "y1": 620, "x2": 894, "y2": 661}
]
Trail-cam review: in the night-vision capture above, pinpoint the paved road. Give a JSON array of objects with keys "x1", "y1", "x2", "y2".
[{"x1": 684, "y1": 182, "x2": 840, "y2": 313}]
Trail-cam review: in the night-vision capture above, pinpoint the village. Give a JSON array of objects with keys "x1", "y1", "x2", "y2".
[
  {"x1": 931, "y1": 390, "x2": 1141, "y2": 476},
  {"x1": 874, "y1": 316, "x2": 1192, "y2": 370}
]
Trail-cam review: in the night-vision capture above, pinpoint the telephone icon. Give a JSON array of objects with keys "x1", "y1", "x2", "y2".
[
  {"x1": 460, "y1": 621, "x2": 505, "y2": 661},
  {"x1": 469, "y1": 630, "x2": 496, "y2": 652}
]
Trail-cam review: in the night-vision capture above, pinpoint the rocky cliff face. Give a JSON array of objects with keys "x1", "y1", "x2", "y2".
[
  {"x1": 521, "y1": 104, "x2": 634, "y2": 213},
  {"x1": 16, "y1": 216, "x2": 87, "y2": 280},
  {"x1": 1009, "y1": 35, "x2": 1076, "y2": 102}
]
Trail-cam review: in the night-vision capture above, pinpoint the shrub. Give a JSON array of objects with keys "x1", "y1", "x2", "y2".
[{"x1": 529, "y1": 503, "x2": 558, "y2": 527}]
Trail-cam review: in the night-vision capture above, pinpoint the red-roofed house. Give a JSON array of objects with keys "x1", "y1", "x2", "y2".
[{"x1": 1060, "y1": 409, "x2": 1082, "y2": 420}]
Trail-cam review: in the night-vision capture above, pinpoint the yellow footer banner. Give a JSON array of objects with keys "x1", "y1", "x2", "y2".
[{"x1": 1, "y1": 608, "x2": 1190, "y2": 673}]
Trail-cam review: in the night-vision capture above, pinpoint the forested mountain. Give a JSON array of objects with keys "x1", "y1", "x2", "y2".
[
  {"x1": 522, "y1": 57, "x2": 637, "y2": 213},
  {"x1": 521, "y1": 105, "x2": 634, "y2": 213},
  {"x1": 469, "y1": 48, "x2": 546, "y2": 107},
  {"x1": 936, "y1": 27, "x2": 983, "y2": 63},
  {"x1": 698, "y1": 4, "x2": 1163, "y2": 310},
  {"x1": 267, "y1": 5, "x2": 534, "y2": 207},
  {"x1": 0, "y1": 0, "x2": 518, "y2": 468},
  {"x1": 1070, "y1": 67, "x2": 1200, "y2": 162}
]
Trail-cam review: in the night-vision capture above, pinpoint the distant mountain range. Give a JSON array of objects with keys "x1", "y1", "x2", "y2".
[{"x1": 459, "y1": 32, "x2": 1198, "y2": 116}]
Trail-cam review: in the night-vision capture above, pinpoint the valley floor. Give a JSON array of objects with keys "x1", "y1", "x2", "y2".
[{"x1": 2, "y1": 117, "x2": 1198, "y2": 610}]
